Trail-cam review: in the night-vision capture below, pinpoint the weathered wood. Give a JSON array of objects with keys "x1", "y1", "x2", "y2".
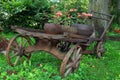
[
  {"x1": 68, "y1": 33, "x2": 88, "y2": 39},
  {"x1": 15, "y1": 28, "x2": 66, "y2": 39},
  {"x1": 25, "y1": 39, "x2": 65, "y2": 60},
  {"x1": 13, "y1": 28, "x2": 89, "y2": 43},
  {"x1": 100, "y1": 15, "x2": 114, "y2": 39}
]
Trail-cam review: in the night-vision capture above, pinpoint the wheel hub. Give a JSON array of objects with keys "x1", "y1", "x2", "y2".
[{"x1": 18, "y1": 48, "x2": 25, "y2": 57}]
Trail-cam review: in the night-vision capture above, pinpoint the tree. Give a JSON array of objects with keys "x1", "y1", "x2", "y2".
[
  {"x1": 88, "y1": 0, "x2": 110, "y2": 39},
  {"x1": 88, "y1": 0, "x2": 120, "y2": 43},
  {"x1": 117, "y1": 0, "x2": 120, "y2": 25},
  {"x1": 117, "y1": 0, "x2": 120, "y2": 24},
  {"x1": 110, "y1": 0, "x2": 120, "y2": 25}
]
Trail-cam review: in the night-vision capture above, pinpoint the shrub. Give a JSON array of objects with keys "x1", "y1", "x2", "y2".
[
  {"x1": 0, "y1": 0, "x2": 89, "y2": 32},
  {"x1": 48, "y1": 0, "x2": 89, "y2": 26},
  {"x1": 0, "y1": 0, "x2": 51, "y2": 31}
]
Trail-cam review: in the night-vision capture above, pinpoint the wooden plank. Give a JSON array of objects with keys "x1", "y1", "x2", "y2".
[
  {"x1": 14, "y1": 28, "x2": 89, "y2": 43},
  {"x1": 15, "y1": 29, "x2": 66, "y2": 39}
]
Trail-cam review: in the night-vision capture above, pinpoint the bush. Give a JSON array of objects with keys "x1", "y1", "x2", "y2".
[
  {"x1": 0, "y1": 0, "x2": 51, "y2": 31},
  {"x1": 48, "y1": 0, "x2": 89, "y2": 26},
  {"x1": 0, "y1": 0, "x2": 89, "y2": 32}
]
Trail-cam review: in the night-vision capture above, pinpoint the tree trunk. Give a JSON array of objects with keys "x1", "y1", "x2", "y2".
[
  {"x1": 118, "y1": 0, "x2": 120, "y2": 25},
  {"x1": 88, "y1": 0, "x2": 110, "y2": 39}
]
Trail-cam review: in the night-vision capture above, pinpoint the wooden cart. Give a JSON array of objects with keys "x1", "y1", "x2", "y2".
[{"x1": 6, "y1": 11, "x2": 114, "y2": 77}]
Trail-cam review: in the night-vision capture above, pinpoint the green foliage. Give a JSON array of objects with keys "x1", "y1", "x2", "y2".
[
  {"x1": 0, "y1": 0, "x2": 51, "y2": 31},
  {"x1": 0, "y1": 32, "x2": 120, "y2": 80},
  {"x1": 110, "y1": 0, "x2": 120, "y2": 25},
  {"x1": 112, "y1": 23, "x2": 120, "y2": 30},
  {"x1": 48, "y1": 0, "x2": 89, "y2": 26},
  {"x1": 0, "y1": 0, "x2": 89, "y2": 32},
  {"x1": 56, "y1": 0, "x2": 88, "y2": 12}
]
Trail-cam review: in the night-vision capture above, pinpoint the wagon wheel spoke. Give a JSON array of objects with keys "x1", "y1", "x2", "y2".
[
  {"x1": 60, "y1": 45, "x2": 82, "y2": 77},
  {"x1": 23, "y1": 53, "x2": 31, "y2": 59},
  {"x1": 76, "y1": 61, "x2": 80, "y2": 67},
  {"x1": 23, "y1": 40, "x2": 28, "y2": 47},
  {"x1": 26, "y1": 37, "x2": 33, "y2": 44},
  {"x1": 6, "y1": 34, "x2": 32, "y2": 67},
  {"x1": 22, "y1": 37, "x2": 32, "y2": 59},
  {"x1": 72, "y1": 48, "x2": 77, "y2": 61},
  {"x1": 96, "y1": 41, "x2": 105, "y2": 58},
  {"x1": 10, "y1": 47, "x2": 18, "y2": 53},
  {"x1": 23, "y1": 54, "x2": 29, "y2": 58},
  {"x1": 66, "y1": 62, "x2": 73, "y2": 69},
  {"x1": 64, "y1": 67, "x2": 72, "y2": 77},
  {"x1": 14, "y1": 56, "x2": 20, "y2": 66},
  {"x1": 72, "y1": 47, "x2": 82, "y2": 70},
  {"x1": 10, "y1": 52, "x2": 18, "y2": 58},
  {"x1": 97, "y1": 52, "x2": 102, "y2": 58},
  {"x1": 74, "y1": 53, "x2": 82, "y2": 70},
  {"x1": 20, "y1": 37, "x2": 23, "y2": 48},
  {"x1": 60, "y1": 46, "x2": 75, "y2": 77},
  {"x1": 71, "y1": 47, "x2": 81, "y2": 62},
  {"x1": 75, "y1": 53, "x2": 82, "y2": 62},
  {"x1": 75, "y1": 47, "x2": 81, "y2": 58},
  {"x1": 13, "y1": 40, "x2": 19, "y2": 49}
]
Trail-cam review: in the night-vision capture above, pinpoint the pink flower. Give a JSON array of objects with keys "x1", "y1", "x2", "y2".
[
  {"x1": 81, "y1": 12, "x2": 87, "y2": 16},
  {"x1": 77, "y1": 13, "x2": 82, "y2": 18},
  {"x1": 81, "y1": 12, "x2": 93, "y2": 17},
  {"x1": 55, "y1": 11, "x2": 63, "y2": 18},
  {"x1": 56, "y1": 11, "x2": 62, "y2": 16},
  {"x1": 70, "y1": 8, "x2": 77, "y2": 12},
  {"x1": 87, "y1": 13, "x2": 93, "y2": 17}
]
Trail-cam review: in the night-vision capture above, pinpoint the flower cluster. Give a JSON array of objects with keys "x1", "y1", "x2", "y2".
[
  {"x1": 55, "y1": 11, "x2": 63, "y2": 18},
  {"x1": 81, "y1": 12, "x2": 93, "y2": 17},
  {"x1": 49, "y1": 8, "x2": 93, "y2": 25}
]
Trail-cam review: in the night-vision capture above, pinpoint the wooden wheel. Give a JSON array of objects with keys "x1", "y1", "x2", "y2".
[
  {"x1": 96, "y1": 41, "x2": 105, "y2": 58},
  {"x1": 60, "y1": 45, "x2": 82, "y2": 77},
  {"x1": 6, "y1": 34, "x2": 32, "y2": 66}
]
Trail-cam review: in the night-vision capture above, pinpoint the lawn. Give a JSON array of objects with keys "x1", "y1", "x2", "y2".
[{"x1": 0, "y1": 32, "x2": 120, "y2": 80}]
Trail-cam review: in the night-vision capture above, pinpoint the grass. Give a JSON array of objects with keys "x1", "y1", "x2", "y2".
[{"x1": 0, "y1": 32, "x2": 120, "y2": 80}]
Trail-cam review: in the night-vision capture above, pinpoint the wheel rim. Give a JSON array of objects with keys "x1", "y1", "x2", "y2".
[
  {"x1": 96, "y1": 42, "x2": 104, "y2": 58},
  {"x1": 60, "y1": 45, "x2": 82, "y2": 77},
  {"x1": 6, "y1": 34, "x2": 32, "y2": 66}
]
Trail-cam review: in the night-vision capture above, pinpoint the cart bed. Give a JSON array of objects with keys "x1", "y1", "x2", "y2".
[{"x1": 12, "y1": 27, "x2": 89, "y2": 43}]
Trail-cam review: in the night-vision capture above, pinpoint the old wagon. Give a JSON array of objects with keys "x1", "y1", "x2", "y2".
[{"x1": 6, "y1": 11, "x2": 114, "y2": 77}]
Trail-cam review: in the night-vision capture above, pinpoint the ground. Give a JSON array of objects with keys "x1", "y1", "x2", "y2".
[{"x1": 0, "y1": 32, "x2": 120, "y2": 80}]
